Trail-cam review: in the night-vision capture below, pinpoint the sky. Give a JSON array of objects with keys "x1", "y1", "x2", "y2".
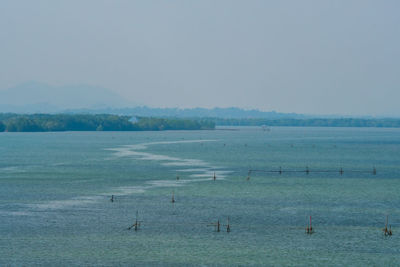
[{"x1": 0, "y1": 0, "x2": 399, "y2": 116}]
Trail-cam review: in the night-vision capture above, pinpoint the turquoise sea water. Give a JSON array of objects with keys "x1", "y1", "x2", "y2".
[{"x1": 0, "y1": 127, "x2": 399, "y2": 266}]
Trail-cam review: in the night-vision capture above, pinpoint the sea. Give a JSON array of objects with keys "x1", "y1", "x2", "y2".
[{"x1": 0, "y1": 126, "x2": 399, "y2": 266}]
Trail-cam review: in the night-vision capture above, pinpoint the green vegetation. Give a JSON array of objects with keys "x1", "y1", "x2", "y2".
[
  {"x1": 0, "y1": 120, "x2": 5, "y2": 132},
  {"x1": 214, "y1": 118, "x2": 400, "y2": 127},
  {"x1": 1, "y1": 114, "x2": 399, "y2": 132},
  {"x1": 0, "y1": 114, "x2": 215, "y2": 132},
  {"x1": 134, "y1": 117, "x2": 215, "y2": 131}
]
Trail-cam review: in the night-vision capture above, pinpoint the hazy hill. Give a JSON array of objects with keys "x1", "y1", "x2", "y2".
[
  {"x1": 0, "y1": 82, "x2": 129, "y2": 113},
  {"x1": 66, "y1": 106, "x2": 308, "y2": 119},
  {"x1": 0, "y1": 82, "x2": 357, "y2": 119},
  {"x1": 0, "y1": 82, "x2": 308, "y2": 118}
]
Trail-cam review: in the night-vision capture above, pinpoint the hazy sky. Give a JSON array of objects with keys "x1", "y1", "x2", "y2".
[{"x1": 1, "y1": 0, "x2": 399, "y2": 116}]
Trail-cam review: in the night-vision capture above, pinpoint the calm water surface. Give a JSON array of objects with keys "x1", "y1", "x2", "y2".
[{"x1": 0, "y1": 127, "x2": 399, "y2": 266}]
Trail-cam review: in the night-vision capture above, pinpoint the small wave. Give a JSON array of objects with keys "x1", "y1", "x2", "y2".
[
  {"x1": 146, "y1": 180, "x2": 188, "y2": 188},
  {"x1": 162, "y1": 159, "x2": 208, "y2": 167},
  {"x1": 0, "y1": 210, "x2": 32, "y2": 216},
  {"x1": 190, "y1": 173, "x2": 215, "y2": 178},
  {"x1": 0, "y1": 166, "x2": 27, "y2": 173},
  {"x1": 132, "y1": 140, "x2": 217, "y2": 147},
  {"x1": 27, "y1": 196, "x2": 102, "y2": 210},
  {"x1": 52, "y1": 162, "x2": 67, "y2": 166},
  {"x1": 176, "y1": 168, "x2": 209, "y2": 173},
  {"x1": 103, "y1": 186, "x2": 147, "y2": 196}
]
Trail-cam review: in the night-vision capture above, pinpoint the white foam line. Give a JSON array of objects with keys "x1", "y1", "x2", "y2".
[
  {"x1": 22, "y1": 139, "x2": 225, "y2": 213},
  {"x1": 27, "y1": 196, "x2": 103, "y2": 210},
  {"x1": 176, "y1": 168, "x2": 209, "y2": 172},
  {"x1": 106, "y1": 139, "x2": 217, "y2": 155},
  {"x1": 0, "y1": 211, "x2": 32, "y2": 216},
  {"x1": 214, "y1": 170, "x2": 234, "y2": 175},
  {"x1": 132, "y1": 139, "x2": 217, "y2": 147},
  {"x1": 162, "y1": 159, "x2": 208, "y2": 167},
  {"x1": 146, "y1": 180, "x2": 187, "y2": 187},
  {"x1": 107, "y1": 139, "x2": 230, "y2": 184},
  {"x1": 103, "y1": 178, "x2": 195, "y2": 198},
  {"x1": 0, "y1": 166, "x2": 27, "y2": 173},
  {"x1": 102, "y1": 186, "x2": 147, "y2": 196},
  {"x1": 106, "y1": 140, "x2": 222, "y2": 179},
  {"x1": 190, "y1": 173, "x2": 215, "y2": 178},
  {"x1": 186, "y1": 177, "x2": 219, "y2": 183},
  {"x1": 189, "y1": 174, "x2": 227, "y2": 180}
]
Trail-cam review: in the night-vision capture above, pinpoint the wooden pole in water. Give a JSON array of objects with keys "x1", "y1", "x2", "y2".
[
  {"x1": 208, "y1": 219, "x2": 221, "y2": 232},
  {"x1": 128, "y1": 211, "x2": 141, "y2": 231},
  {"x1": 385, "y1": 215, "x2": 388, "y2": 235},
  {"x1": 383, "y1": 215, "x2": 390, "y2": 236},
  {"x1": 306, "y1": 215, "x2": 313, "y2": 234},
  {"x1": 135, "y1": 211, "x2": 139, "y2": 231},
  {"x1": 134, "y1": 220, "x2": 138, "y2": 231}
]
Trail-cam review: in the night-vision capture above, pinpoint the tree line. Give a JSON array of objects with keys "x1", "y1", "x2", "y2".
[
  {"x1": 0, "y1": 114, "x2": 215, "y2": 132},
  {"x1": 1, "y1": 114, "x2": 399, "y2": 132}
]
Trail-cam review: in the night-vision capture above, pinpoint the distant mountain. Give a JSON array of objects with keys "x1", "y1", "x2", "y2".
[
  {"x1": 65, "y1": 106, "x2": 308, "y2": 119},
  {"x1": 0, "y1": 82, "x2": 307, "y2": 119},
  {"x1": 0, "y1": 81, "x2": 129, "y2": 113}
]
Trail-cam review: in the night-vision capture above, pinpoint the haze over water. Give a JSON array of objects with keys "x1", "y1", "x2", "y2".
[
  {"x1": 1, "y1": 1, "x2": 400, "y2": 116},
  {"x1": 1, "y1": 127, "x2": 399, "y2": 265}
]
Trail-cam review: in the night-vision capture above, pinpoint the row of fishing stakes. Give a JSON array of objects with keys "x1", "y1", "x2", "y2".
[
  {"x1": 246, "y1": 167, "x2": 392, "y2": 237},
  {"x1": 305, "y1": 216, "x2": 314, "y2": 235},
  {"x1": 208, "y1": 217, "x2": 231, "y2": 233},
  {"x1": 246, "y1": 167, "x2": 377, "y2": 180},
  {"x1": 127, "y1": 171, "x2": 221, "y2": 232},
  {"x1": 125, "y1": 210, "x2": 391, "y2": 237},
  {"x1": 122, "y1": 169, "x2": 390, "y2": 236},
  {"x1": 305, "y1": 215, "x2": 393, "y2": 236}
]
